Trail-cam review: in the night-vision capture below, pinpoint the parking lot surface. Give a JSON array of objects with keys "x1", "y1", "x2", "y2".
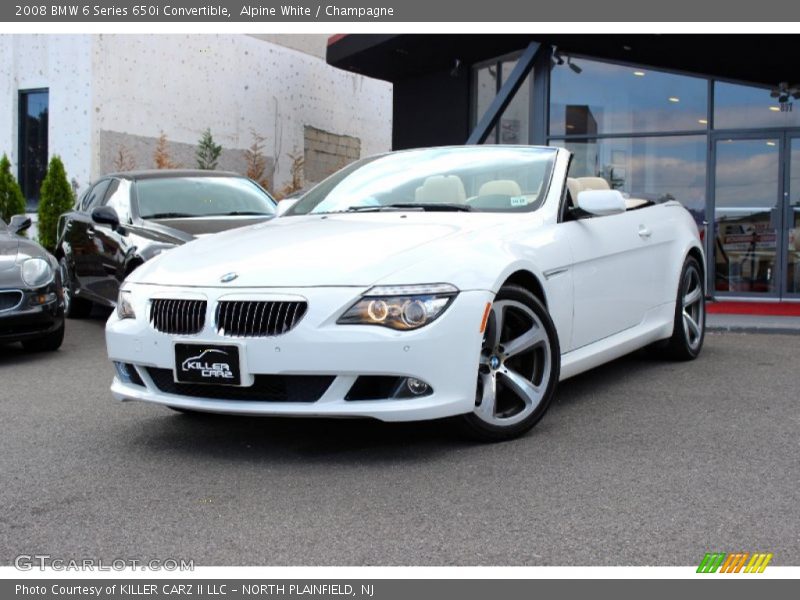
[{"x1": 1, "y1": 313, "x2": 798, "y2": 566}]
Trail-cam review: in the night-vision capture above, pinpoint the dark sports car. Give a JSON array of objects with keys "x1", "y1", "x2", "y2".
[
  {"x1": 55, "y1": 170, "x2": 277, "y2": 318},
  {"x1": 0, "y1": 215, "x2": 65, "y2": 352}
]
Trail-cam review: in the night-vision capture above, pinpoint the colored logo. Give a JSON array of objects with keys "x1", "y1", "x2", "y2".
[
  {"x1": 697, "y1": 552, "x2": 773, "y2": 573},
  {"x1": 220, "y1": 272, "x2": 238, "y2": 283}
]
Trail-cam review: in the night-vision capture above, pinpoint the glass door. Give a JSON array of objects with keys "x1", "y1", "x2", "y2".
[
  {"x1": 786, "y1": 137, "x2": 800, "y2": 296},
  {"x1": 712, "y1": 136, "x2": 782, "y2": 296}
]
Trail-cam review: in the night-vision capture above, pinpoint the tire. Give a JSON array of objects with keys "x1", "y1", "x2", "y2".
[
  {"x1": 459, "y1": 284, "x2": 560, "y2": 442},
  {"x1": 662, "y1": 255, "x2": 705, "y2": 361},
  {"x1": 59, "y1": 257, "x2": 93, "y2": 319},
  {"x1": 22, "y1": 321, "x2": 65, "y2": 352}
]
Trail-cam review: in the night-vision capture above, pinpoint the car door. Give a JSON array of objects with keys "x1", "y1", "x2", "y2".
[
  {"x1": 563, "y1": 202, "x2": 666, "y2": 351},
  {"x1": 86, "y1": 178, "x2": 133, "y2": 303},
  {"x1": 68, "y1": 179, "x2": 111, "y2": 295}
]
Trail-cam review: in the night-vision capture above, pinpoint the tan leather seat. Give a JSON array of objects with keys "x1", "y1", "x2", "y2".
[
  {"x1": 415, "y1": 175, "x2": 467, "y2": 204},
  {"x1": 573, "y1": 176, "x2": 649, "y2": 210},
  {"x1": 478, "y1": 179, "x2": 522, "y2": 197},
  {"x1": 575, "y1": 176, "x2": 611, "y2": 192}
]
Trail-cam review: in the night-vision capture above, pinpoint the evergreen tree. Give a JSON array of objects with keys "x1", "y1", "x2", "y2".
[
  {"x1": 195, "y1": 128, "x2": 222, "y2": 170},
  {"x1": 37, "y1": 156, "x2": 73, "y2": 252},
  {"x1": 0, "y1": 154, "x2": 26, "y2": 223}
]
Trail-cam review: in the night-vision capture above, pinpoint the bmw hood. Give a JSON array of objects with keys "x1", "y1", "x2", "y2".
[{"x1": 130, "y1": 213, "x2": 502, "y2": 288}]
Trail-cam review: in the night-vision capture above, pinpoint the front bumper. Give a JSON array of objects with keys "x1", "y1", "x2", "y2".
[
  {"x1": 105, "y1": 285, "x2": 492, "y2": 422},
  {"x1": 0, "y1": 289, "x2": 63, "y2": 343}
]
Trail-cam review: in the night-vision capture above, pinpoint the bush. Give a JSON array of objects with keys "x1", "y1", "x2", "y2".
[
  {"x1": 37, "y1": 155, "x2": 73, "y2": 252},
  {"x1": 196, "y1": 128, "x2": 222, "y2": 170},
  {"x1": 0, "y1": 154, "x2": 26, "y2": 223}
]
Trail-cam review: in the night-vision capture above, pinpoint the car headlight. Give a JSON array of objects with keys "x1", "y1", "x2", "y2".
[
  {"x1": 338, "y1": 284, "x2": 458, "y2": 330},
  {"x1": 21, "y1": 258, "x2": 54, "y2": 288},
  {"x1": 117, "y1": 289, "x2": 136, "y2": 320}
]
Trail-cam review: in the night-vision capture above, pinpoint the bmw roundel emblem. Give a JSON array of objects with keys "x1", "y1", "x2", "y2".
[{"x1": 220, "y1": 272, "x2": 238, "y2": 283}]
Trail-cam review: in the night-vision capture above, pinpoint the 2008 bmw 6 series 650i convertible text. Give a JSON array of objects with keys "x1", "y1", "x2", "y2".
[{"x1": 105, "y1": 146, "x2": 706, "y2": 440}]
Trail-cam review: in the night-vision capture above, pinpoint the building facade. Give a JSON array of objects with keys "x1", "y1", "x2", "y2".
[
  {"x1": 0, "y1": 33, "x2": 392, "y2": 207},
  {"x1": 328, "y1": 34, "x2": 800, "y2": 303}
]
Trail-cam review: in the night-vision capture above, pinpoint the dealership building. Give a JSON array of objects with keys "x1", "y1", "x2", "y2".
[{"x1": 328, "y1": 34, "x2": 800, "y2": 306}]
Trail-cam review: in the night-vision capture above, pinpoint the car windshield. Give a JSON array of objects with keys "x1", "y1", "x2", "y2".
[
  {"x1": 135, "y1": 177, "x2": 276, "y2": 219},
  {"x1": 288, "y1": 146, "x2": 558, "y2": 215},
  {"x1": 0, "y1": 218, "x2": 6, "y2": 231}
]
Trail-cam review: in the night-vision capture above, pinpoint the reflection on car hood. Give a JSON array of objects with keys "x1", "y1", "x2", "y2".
[
  {"x1": 146, "y1": 215, "x2": 274, "y2": 238},
  {"x1": 0, "y1": 234, "x2": 19, "y2": 273},
  {"x1": 130, "y1": 212, "x2": 501, "y2": 288}
]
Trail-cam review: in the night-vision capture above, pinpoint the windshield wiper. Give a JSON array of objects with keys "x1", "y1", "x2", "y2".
[
  {"x1": 346, "y1": 203, "x2": 473, "y2": 213},
  {"x1": 208, "y1": 211, "x2": 272, "y2": 216},
  {"x1": 146, "y1": 212, "x2": 195, "y2": 219}
]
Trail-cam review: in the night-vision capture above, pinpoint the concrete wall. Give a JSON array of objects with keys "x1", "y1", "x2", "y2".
[
  {"x1": 0, "y1": 34, "x2": 93, "y2": 193},
  {"x1": 91, "y1": 34, "x2": 392, "y2": 193}
]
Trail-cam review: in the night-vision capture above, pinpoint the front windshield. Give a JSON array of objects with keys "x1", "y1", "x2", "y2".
[
  {"x1": 0, "y1": 218, "x2": 6, "y2": 231},
  {"x1": 288, "y1": 146, "x2": 558, "y2": 215},
  {"x1": 135, "y1": 177, "x2": 276, "y2": 219}
]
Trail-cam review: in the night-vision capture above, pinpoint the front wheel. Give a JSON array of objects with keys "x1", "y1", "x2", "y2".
[
  {"x1": 662, "y1": 255, "x2": 705, "y2": 360},
  {"x1": 459, "y1": 285, "x2": 560, "y2": 442},
  {"x1": 59, "y1": 257, "x2": 93, "y2": 319}
]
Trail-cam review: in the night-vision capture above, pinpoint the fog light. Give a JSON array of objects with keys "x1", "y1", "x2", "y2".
[{"x1": 405, "y1": 377, "x2": 430, "y2": 396}]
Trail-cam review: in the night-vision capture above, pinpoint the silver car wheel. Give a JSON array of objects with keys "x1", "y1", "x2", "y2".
[
  {"x1": 682, "y1": 265, "x2": 704, "y2": 351},
  {"x1": 474, "y1": 299, "x2": 552, "y2": 427}
]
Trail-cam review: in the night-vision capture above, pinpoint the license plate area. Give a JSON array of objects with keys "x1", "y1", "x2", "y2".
[{"x1": 174, "y1": 343, "x2": 242, "y2": 386}]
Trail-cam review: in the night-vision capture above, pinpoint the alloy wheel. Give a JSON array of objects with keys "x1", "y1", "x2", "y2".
[
  {"x1": 682, "y1": 265, "x2": 704, "y2": 351},
  {"x1": 59, "y1": 258, "x2": 72, "y2": 315},
  {"x1": 474, "y1": 299, "x2": 552, "y2": 427}
]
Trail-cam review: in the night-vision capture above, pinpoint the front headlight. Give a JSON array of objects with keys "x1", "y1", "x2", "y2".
[
  {"x1": 117, "y1": 289, "x2": 136, "y2": 320},
  {"x1": 338, "y1": 284, "x2": 458, "y2": 330},
  {"x1": 21, "y1": 258, "x2": 54, "y2": 288}
]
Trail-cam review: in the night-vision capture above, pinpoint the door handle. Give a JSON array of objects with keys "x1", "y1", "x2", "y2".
[{"x1": 638, "y1": 225, "x2": 652, "y2": 239}]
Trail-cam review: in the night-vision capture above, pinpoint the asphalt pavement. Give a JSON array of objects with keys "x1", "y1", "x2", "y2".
[{"x1": 1, "y1": 313, "x2": 798, "y2": 566}]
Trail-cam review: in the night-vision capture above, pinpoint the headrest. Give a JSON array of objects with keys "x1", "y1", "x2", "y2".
[
  {"x1": 415, "y1": 175, "x2": 467, "y2": 204},
  {"x1": 478, "y1": 179, "x2": 522, "y2": 197},
  {"x1": 566, "y1": 177, "x2": 582, "y2": 200},
  {"x1": 576, "y1": 177, "x2": 611, "y2": 191}
]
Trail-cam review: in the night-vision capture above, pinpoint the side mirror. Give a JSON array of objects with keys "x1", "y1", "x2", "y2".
[
  {"x1": 91, "y1": 205, "x2": 120, "y2": 230},
  {"x1": 276, "y1": 198, "x2": 299, "y2": 217},
  {"x1": 575, "y1": 190, "x2": 627, "y2": 217},
  {"x1": 9, "y1": 214, "x2": 32, "y2": 235}
]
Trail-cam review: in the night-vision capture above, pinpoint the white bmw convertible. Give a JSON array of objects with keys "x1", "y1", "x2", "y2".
[{"x1": 106, "y1": 146, "x2": 705, "y2": 440}]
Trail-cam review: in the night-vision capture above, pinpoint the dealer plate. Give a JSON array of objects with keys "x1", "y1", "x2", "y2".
[{"x1": 174, "y1": 343, "x2": 241, "y2": 385}]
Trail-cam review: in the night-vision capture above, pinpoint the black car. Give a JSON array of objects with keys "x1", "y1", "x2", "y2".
[
  {"x1": 0, "y1": 215, "x2": 65, "y2": 351},
  {"x1": 55, "y1": 170, "x2": 277, "y2": 318}
]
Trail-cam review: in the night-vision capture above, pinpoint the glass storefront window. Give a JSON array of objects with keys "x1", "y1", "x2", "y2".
[
  {"x1": 472, "y1": 58, "x2": 531, "y2": 144},
  {"x1": 497, "y1": 59, "x2": 530, "y2": 145},
  {"x1": 787, "y1": 139, "x2": 800, "y2": 294},
  {"x1": 553, "y1": 135, "x2": 707, "y2": 224},
  {"x1": 550, "y1": 58, "x2": 708, "y2": 136},
  {"x1": 714, "y1": 81, "x2": 800, "y2": 130}
]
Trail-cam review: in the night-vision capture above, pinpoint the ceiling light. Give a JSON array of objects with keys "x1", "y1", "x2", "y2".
[
  {"x1": 769, "y1": 106, "x2": 781, "y2": 112},
  {"x1": 668, "y1": 97, "x2": 680, "y2": 103},
  {"x1": 766, "y1": 141, "x2": 777, "y2": 146},
  {"x1": 633, "y1": 71, "x2": 646, "y2": 77},
  {"x1": 698, "y1": 119, "x2": 708, "y2": 124}
]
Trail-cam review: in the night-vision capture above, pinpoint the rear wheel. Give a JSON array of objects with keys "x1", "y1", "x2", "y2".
[
  {"x1": 663, "y1": 255, "x2": 705, "y2": 360},
  {"x1": 459, "y1": 285, "x2": 560, "y2": 442},
  {"x1": 22, "y1": 321, "x2": 64, "y2": 352},
  {"x1": 59, "y1": 257, "x2": 93, "y2": 318}
]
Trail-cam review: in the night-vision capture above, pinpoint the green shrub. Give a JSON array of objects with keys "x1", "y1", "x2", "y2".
[
  {"x1": 37, "y1": 155, "x2": 73, "y2": 252},
  {"x1": 196, "y1": 128, "x2": 222, "y2": 170},
  {"x1": 0, "y1": 154, "x2": 26, "y2": 223}
]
